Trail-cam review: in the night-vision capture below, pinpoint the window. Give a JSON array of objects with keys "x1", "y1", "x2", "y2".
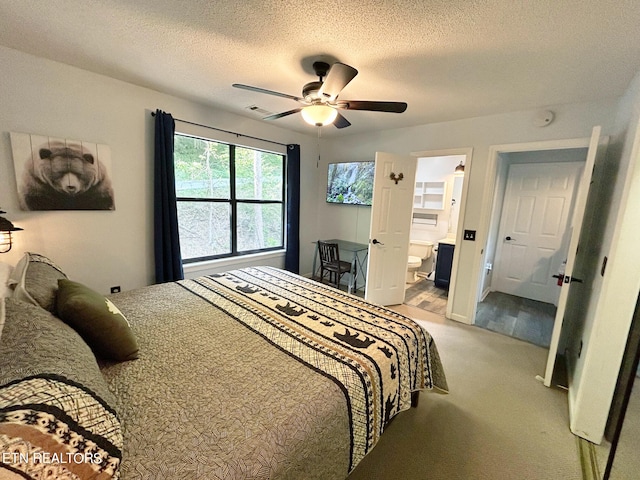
[{"x1": 174, "y1": 134, "x2": 285, "y2": 263}]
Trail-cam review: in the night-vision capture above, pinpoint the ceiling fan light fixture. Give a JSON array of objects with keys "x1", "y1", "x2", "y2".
[
  {"x1": 301, "y1": 104, "x2": 338, "y2": 127},
  {"x1": 233, "y1": 60, "x2": 407, "y2": 129}
]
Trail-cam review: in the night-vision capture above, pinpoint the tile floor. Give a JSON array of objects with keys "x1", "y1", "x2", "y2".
[
  {"x1": 403, "y1": 279, "x2": 556, "y2": 348},
  {"x1": 474, "y1": 291, "x2": 556, "y2": 347},
  {"x1": 403, "y1": 277, "x2": 448, "y2": 315}
]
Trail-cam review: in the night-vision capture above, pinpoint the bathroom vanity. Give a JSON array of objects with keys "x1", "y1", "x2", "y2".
[{"x1": 434, "y1": 238, "x2": 455, "y2": 289}]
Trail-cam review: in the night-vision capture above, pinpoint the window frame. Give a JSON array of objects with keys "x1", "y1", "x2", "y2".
[{"x1": 174, "y1": 133, "x2": 286, "y2": 264}]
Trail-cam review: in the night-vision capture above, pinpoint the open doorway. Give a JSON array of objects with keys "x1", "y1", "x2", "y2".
[
  {"x1": 403, "y1": 149, "x2": 471, "y2": 316},
  {"x1": 475, "y1": 147, "x2": 589, "y2": 347}
]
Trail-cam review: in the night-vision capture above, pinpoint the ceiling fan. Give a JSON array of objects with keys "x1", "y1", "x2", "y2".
[{"x1": 233, "y1": 61, "x2": 407, "y2": 129}]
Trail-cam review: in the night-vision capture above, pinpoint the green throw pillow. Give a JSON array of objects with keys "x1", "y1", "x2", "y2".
[{"x1": 56, "y1": 279, "x2": 139, "y2": 361}]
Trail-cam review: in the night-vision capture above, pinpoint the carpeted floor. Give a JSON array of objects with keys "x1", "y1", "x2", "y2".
[{"x1": 347, "y1": 304, "x2": 583, "y2": 480}]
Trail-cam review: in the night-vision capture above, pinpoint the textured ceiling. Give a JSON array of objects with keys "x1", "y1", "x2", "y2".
[{"x1": 2, "y1": 0, "x2": 640, "y2": 137}]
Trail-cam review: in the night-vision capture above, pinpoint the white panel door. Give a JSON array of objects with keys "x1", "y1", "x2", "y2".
[
  {"x1": 365, "y1": 152, "x2": 417, "y2": 306},
  {"x1": 493, "y1": 162, "x2": 583, "y2": 304}
]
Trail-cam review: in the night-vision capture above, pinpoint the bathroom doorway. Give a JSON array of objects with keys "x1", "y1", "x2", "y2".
[{"x1": 404, "y1": 148, "x2": 471, "y2": 316}]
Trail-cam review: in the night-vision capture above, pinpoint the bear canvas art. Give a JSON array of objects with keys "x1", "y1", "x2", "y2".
[{"x1": 10, "y1": 133, "x2": 115, "y2": 211}]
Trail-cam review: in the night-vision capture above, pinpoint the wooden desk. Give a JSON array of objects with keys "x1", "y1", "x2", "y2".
[{"x1": 312, "y1": 239, "x2": 369, "y2": 294}]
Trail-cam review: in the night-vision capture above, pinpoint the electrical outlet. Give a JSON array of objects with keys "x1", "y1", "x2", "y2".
[
  {"x1": 110, "y1": 286, "x2": 121, "y2": 294},
  {"x1": 463, "y1": 229, "x2": 476, "y2": 241}
]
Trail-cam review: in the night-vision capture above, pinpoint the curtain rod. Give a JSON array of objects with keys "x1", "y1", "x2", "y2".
[{"x1": 150, "y1": 111, "x2": 289, "y2": 147}]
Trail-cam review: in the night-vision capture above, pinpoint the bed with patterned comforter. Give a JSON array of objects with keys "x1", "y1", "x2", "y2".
[
  {"x1": 101, "y1": 266, "x2": 447, "y2": 479},
  {"x1": 1, "y1": 256, "x2": 446, "y2": 480}
]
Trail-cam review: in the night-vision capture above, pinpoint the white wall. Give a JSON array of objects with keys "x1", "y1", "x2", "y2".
[
  {"x1": 319, "y1": 101, "x2": 619, "y2": 322},
  {"x1": 0, "y1": 46, "x2": 320, "y2": 294},
  {"x1": 315, "y1": 155, "x2": 373, "y2": 256}
]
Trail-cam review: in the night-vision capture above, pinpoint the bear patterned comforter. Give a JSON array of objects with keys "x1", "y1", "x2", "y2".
[{"x1": 101, "y1": 266, "x2": 447, "y2": 480}]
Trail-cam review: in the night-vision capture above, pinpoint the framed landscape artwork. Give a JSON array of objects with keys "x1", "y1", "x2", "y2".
[{"x1": 326, "y1": 161, "x2": 375, "y2": 206}]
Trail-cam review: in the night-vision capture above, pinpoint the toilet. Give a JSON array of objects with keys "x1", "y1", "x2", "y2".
[{"x1": 406, "y1": 240, "x2": 434, "y2": 283}]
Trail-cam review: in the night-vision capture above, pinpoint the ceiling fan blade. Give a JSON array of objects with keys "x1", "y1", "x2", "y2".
[
  {"x1": 334, "y1": 100, "x2": 408, "y2": 113},
  {"x1": 333, "y1": 112, "x2": 351, "y2": 129},
  {"x1": 262, "y1": 108, "x2": 303, "y2": 121},
  {"x1": 318, "y1": 63, "x2": 358, "y2": 101},
  {"x1": 232, "y1": 83, "x2": 303, "y2": 102}
]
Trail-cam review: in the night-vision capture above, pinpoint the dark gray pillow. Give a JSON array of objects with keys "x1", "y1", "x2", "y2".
[{"x1": 0, "y1": 298, "x2": 122, "y2": 478}]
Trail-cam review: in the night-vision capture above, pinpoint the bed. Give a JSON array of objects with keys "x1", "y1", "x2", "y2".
[{"x1": 1, "y1": 253, "x2": 447, "y2": 480}]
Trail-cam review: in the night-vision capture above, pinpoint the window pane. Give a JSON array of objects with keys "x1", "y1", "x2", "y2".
[
  {"x1": 177, "y1": 201, "x2": 231, "y2": 259},
  {"x1": 174, "y1": 135, "x2": 230, "y2": 199},
  {"x1": 237, "y1": 203, "x2": 283, "y2": 251},
  {"x1": 235, "y1": 147, "x2": 283, "y2": 200}
]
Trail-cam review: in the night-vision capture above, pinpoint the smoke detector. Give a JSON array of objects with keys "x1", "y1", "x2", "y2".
[{"x1": 533, "y1": 110, "x2": 555, "y2": 127}]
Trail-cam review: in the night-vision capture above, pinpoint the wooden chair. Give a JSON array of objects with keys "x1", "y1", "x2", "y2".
[{"x1": 317, "y1": 241, "x2": 353, "y2": 290}]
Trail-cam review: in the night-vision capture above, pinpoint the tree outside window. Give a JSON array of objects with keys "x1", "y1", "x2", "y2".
[{"x1": 174, "y1": 134, "x2": 284, "y2": 262}]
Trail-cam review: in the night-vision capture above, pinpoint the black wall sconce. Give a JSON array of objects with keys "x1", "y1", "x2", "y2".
[{"x1": 0, "y1": 209, "x2": 23, "y2": 253}]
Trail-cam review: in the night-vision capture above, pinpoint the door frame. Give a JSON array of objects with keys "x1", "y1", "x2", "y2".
[
  {"x1": 410, "y1": 147, "x2": 473, "y2": 320},
  {"x1": 470, "y1": 137, "x2": 594, "y2": 325}
]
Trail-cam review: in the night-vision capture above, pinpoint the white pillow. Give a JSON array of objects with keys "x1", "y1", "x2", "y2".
[
  {"x1": 0, "y1": 261, "x2": 14, "y2": 298},
  {"x1": 7, "y1": 252, "x2": 26, "y2": 289}
]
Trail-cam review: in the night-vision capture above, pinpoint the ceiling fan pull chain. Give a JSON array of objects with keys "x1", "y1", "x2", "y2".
[{"x1": 317, "y1": 127, "x2": 322, "y2": 168}]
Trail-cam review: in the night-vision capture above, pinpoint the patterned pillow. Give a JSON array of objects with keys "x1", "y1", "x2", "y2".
[
  {"x1": 0, "y1": 298, "x2": 122, "y2": 479},
  {"x1": 8, "y1": 252, "x2": 67, "y2": 313}
]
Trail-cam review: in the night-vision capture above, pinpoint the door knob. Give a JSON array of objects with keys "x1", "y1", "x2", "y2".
[
  {"x1": 505, "y1": 236, "x2": 516, "y2": 241},
  {"x1": 372, "y1": 239, "x2": 384, "y2": 245}
]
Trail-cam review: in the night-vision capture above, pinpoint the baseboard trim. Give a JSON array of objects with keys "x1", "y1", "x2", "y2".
[
  {"x1": 577, "y1": 437, "x2": 601, "y2": 480},
  {"x1": 448, "y1": 312, "x2": 470, "y2": 324},
  {"x1": 480, "y1": 288, "x2": 490, "y2": 302}
]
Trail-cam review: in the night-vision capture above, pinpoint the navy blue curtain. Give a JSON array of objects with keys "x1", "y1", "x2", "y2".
[
  {"x1": 284, "y1": 144, "x2": 300, "y2": 273},
  {"x1": 153, "y1": 109, "x2": 184, "y2": 283}
]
